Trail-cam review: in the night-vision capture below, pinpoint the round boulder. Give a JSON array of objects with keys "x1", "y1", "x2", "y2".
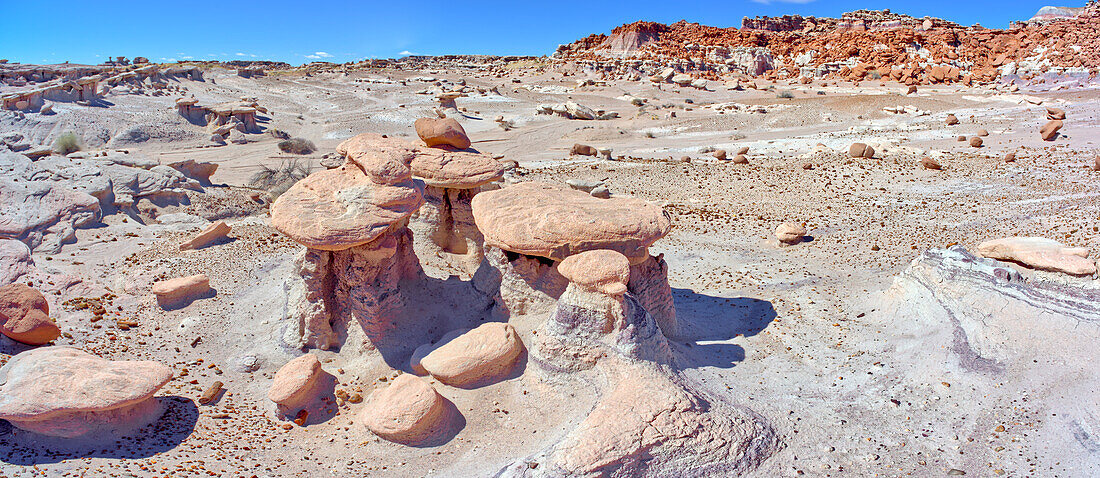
[
  {"x1": 775, "y1": 223, "x2": 807, "y2": 245},
  {"x1": 360, "y1": 374, "x2": 451, "y2": 445},
  {"x1": 420, "y1": 322, "x2": 524, "y2": 388},
  {"x1": 0, "y1": 284, "x2": 59, "y2": 345},
  {"x1": 849, "y1": 143, "x2": 875, "y2": 159},
  {"x1": 267, "y1": 354, "x2": 323, "y2": 412},
  {"x1": 558, "y1": 250, "x2": 631, "y2": 295},
  {"x1": 414, "y1": 117, "x2": 471, "y2": 150}
]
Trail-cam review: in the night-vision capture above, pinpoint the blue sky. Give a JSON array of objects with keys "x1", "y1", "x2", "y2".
[{"x1": 0, "y1": 0, "x2": 1060, "y2": 65}]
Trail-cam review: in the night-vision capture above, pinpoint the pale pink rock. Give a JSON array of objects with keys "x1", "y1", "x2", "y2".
[
  {"x1": 410, "y1": 328, "x2": 470, "y2": 375},
  {"x1": 775, "y1": 222, "x2": 807, "y2": 245},
  {"x1": 557, "y1": 249, "x2": 630, "y2": 296},
  {"x1": 977, "y1": 237, "x2": 1096, "y2": 275},
  {"x1": 848, "y1": 143, "x2": 875, "y2": 158},
  {"x1": 360, "y1": 374, "x2": 451, "y2": 445},
  {"x1": 0, "y1": 283, "x2": 59, "y2": 345},
  {"x1": 410, "y1": 149, "x2": 506, "y2": 190},
  {"x1": 270, "y1": 165, "x2": 423, "y2": 251},
  {"x1": 420, "y1": 322, "x2": 524, "y2": 387},
  {"x1": 267, "y1": 354, "x2": 322, "y2": 412},
  {"x1": 179, "y1": 221, "x2": 231, "y2": 251},
  {"x1": 151, "y1": 274, "x2": 210, "y2": 308},
  {"x1": 0, "y1": 346, "x2": 172, "y2": 438},
  {"x1": 471, "y1": 181, "x2": 670, "y2": 261},
  {"x1": 414, "y1": 117, "x2": 471, "y2": 149}
]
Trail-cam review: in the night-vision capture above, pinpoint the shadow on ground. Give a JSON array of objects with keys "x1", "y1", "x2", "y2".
[{"x1": 670, "y1": 288, "x2": 777, "y2": 370}]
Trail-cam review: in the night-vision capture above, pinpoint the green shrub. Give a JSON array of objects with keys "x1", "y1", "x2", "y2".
[
  {"x1": 52, "y1": 132, "x2": 82, "y2": 155},
  {"x1": 250, "y1": 159, "x2": 311, "y2": 198},
  {"x1": 278, "y1": 138, "x2": 316, "y2": 155}
]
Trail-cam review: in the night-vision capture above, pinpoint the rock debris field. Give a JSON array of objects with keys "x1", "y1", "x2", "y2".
[{"x1": 1, "y1": 5, "x2": 1100, "y2": 477}]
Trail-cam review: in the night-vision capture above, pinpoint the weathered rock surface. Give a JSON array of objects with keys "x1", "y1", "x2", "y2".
[
  {"x1": 420, "y1": 322, "x2": 524, "y2": 387},
  {"x1": 0, "y1": 283, "x2": 59, "y2": 345},
  {"x1": 977, "y1": 237, "x2": 1096, "y2": 275},
  {"x1": 360, "y1": 374, "x2": 453, "y2": 445},
  {"x1": 0, "y1": 346, "x2": 172, "y2": 438},
  {"x1": 848, "y1": 143, "x2": 875, "y2": 158}
]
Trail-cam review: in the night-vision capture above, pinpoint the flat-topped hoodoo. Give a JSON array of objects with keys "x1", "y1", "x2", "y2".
[
  {"x1": 471, "y1": 180, "x2": 678, "y2": 336},
  {"x1": 272, "y1": 133, "x2": 425, "y2": 350}
]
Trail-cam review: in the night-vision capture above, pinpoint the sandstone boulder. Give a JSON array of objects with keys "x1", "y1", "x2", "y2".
[
  {"x1": 849, "y1": 143, "x2": 875, "y2": 158},
  {"x1": 420, "y1": 322, "x2": 524, "y2": 387},
  {"x1": 0, "y1": 346, "x2": 172, "y2": 437},
  {"x1": 414, "y1": 117, "x2": 471, "y2": 150},
  {"x1": 360, "y1": 374, "x2": 452, "y2": 445},
  {"x1": 775, "y1": 223, "x2": 806, "y2": 245},
  {"x1": 969, "y1": 136, "x2": 983, "y2": 148},
  {"x1": 920, "y1": 156, "x2": 942, "y2": 170},
  {"x1": 945, "y1": 114, "x2": 959, "y2": 125},
  {"x1": 1040, "y1": 120, "x2": 1063, "y2": 141},
  {"x1": 571, "y1": 144, "x2": 598, "y2": 156},
  {"x1": 1046, "y1": 107, "x2": 1066, "y2": 120},
  {"x1": 268, "y1": 354, "x2": 323, "y2": 412},
  {"x1": 151, "y1": 274, "x2": 211, "y2": 308},
  {"x1": 558, "y1": 249, "x2": 631, "y2": 295},
  {"x1": 977, "y1": 237, "x2": 1096, "y2": 276},
  {"x1": 0, "y1": 284, "x2": 59, "y2": 345},
  {"x1": 178, "y1": 221, "x2": 230, "y2": 251}
]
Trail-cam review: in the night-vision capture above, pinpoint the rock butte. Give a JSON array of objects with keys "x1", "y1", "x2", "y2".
[{"x1": 0, "y1": 346, "x2": 172, "y2": 438}]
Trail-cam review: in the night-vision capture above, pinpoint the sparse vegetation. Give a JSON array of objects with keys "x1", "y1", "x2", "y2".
[
  {"x1": 817, "y1": 91, "x2": 827, "y2": 95},
  {"x1": 52, "y1": 132, "x2": 82, "y2": 155},
  {"x1": 497, "y1": 119, "x2": 517, "y2": 131},
  {"x1": 870, "y1": 71, "x2": 882, "y2": 80},
  {"x1": 777, "y1": 91, "x2": 795, "y2": 99},
  {"x1": 278, "y1": 138, "x2": 316, "y2": 155},
  {"x1": 643, "y1": 131, "x2": 656, "y2": 139},
  {"x1": 250, "y1": 159, "x2": 311, "y2": 198}
]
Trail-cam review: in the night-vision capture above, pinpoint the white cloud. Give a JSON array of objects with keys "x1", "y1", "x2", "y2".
[
  {"x1": 236, "y1": 52, "x2": 247, "y2": 56},
  {"x1": 399, "y1": 50, "x2": 414, "y2": 56}
]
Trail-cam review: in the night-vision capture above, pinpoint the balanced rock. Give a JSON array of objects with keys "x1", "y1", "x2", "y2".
[
  {"x1": 0, "y1": 284, "x2": 59, "y2": 345},
  {"x1": 977, "y1": 237, "x2": 1096, "y2": 276},
  {"x1": 0, "y1": 346, "x2": 172, "y2": 437},
  {"x1": 420, "y1": 322, "x2": 524, "y2": 387},
  {"x1": 360, "y1": 374, "x2": 451, "y2": 445},
  {"x1": 268, "y1": 354, "x2": 323, "y2": 413},
  {"x1": 179, "y1": 221, "x2": 231, "y2": 251},
  {"x1": 775, "y1": 223, "x2": 807, "y2": 245},
  {"x1": 414, "y1": 117, "x2": 471, "y2": 150},
  {"x1": 152, "y1": 274, "x2": 210, "y2": 308}
]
